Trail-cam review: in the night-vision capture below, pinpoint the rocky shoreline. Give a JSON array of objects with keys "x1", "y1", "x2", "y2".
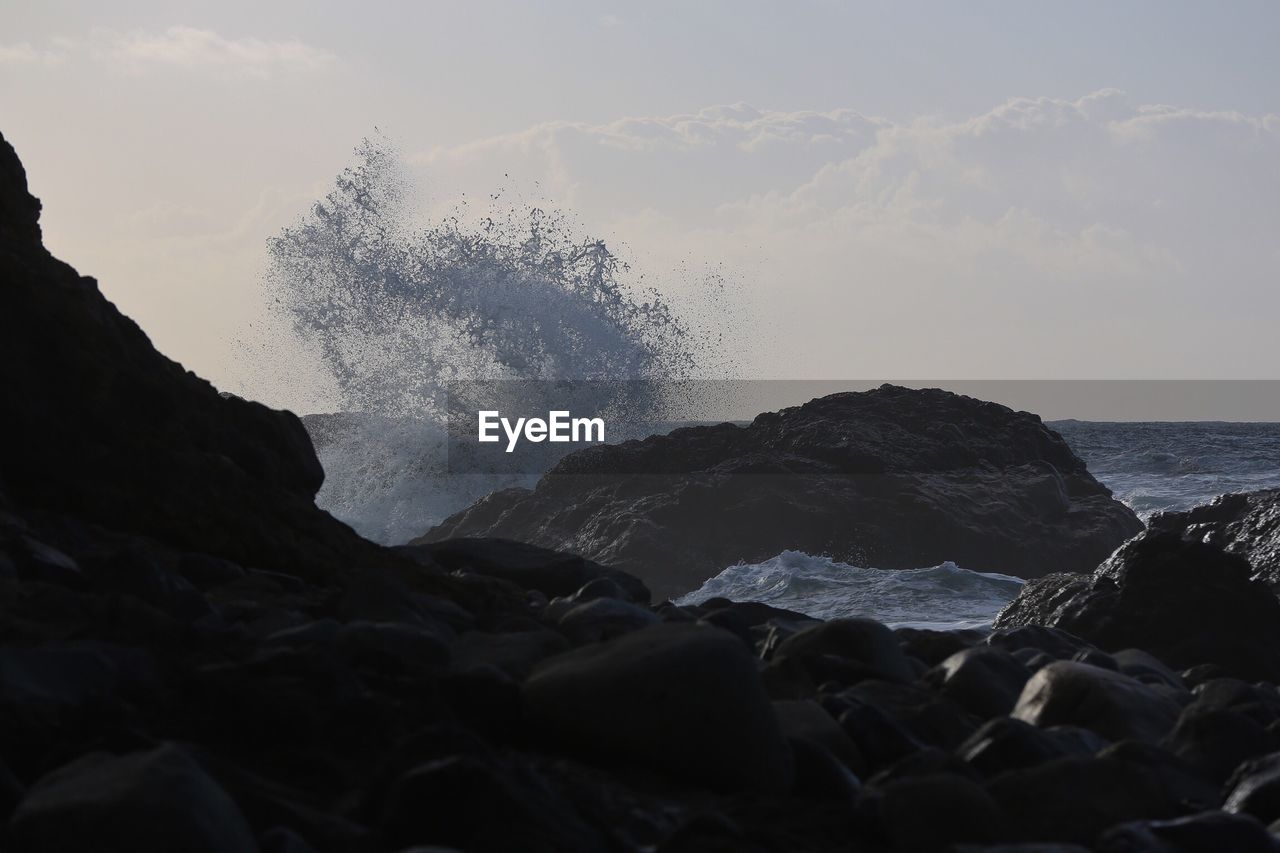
[
  {"x1": 6, "y1": 129, "x2": 1280, "y2": 851},
  {"x1": 422, "y1": 385, "x2": 1143, "y2": 601}
]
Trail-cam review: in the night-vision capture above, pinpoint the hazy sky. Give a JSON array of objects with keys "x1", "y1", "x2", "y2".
[{"x1": 2, "y1": 1, "x2": 1278, "y2": 409}]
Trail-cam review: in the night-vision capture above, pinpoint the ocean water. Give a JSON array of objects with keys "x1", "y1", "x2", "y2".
[
  {"x1": 678, "y1": 421, "x2": 1280, "y2": 628},
  {"x1": 278, "y1": 141, "x2": 1280, "y2": 631}
]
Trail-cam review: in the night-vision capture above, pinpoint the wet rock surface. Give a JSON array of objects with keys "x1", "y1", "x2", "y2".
[
  {"x1": 419, "y1": 384, "x2": 1141, "y2": 599},
  {"x1": 4, "y1": 129, "x2": 1280, "y2": 850},
  {"x1": 995, "y1": 526, "x2": 1280, "y2": 681}
]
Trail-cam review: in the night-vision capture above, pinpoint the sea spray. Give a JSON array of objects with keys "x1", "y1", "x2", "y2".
[
  {"x1": 678, "y1": 550, "x2": 1026, "y2": 630},
  {"x1": 242, "y1": 135, "x2": 736, "y2": 541}
]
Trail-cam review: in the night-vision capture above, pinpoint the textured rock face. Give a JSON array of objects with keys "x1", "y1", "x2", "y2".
[
  {"x1": 0, "y1": 132, "x2": 380, "y2": 580},
  {"x1": 420, "y1": 384, "x2": 1142, "y2": 599},
  {"x1": 1144, "y1": 490, "x2": 1280, "y2": 591},
  {"x1": 994, "y1": 528, "x2": 1280, "y2": 681}
]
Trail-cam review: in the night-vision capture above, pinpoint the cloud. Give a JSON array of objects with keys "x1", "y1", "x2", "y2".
[
  {"x1": 0, "y1": 27, "x2": 334, "y2": 78},
  {"x1": 410, "y1": 92, "x2": 1280, "y2": 377}
]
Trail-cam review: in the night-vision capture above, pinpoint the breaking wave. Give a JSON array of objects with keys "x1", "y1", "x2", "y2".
[
  {"x1": 677, "y1": 550, "x2": 1026, "y2": 630},
  {"x1": 243, "y1": 136, "x2": 733, "y2": 541}
]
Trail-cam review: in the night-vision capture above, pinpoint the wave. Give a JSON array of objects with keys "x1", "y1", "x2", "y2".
[
  {"x1": 677, "y1": 550, "x2": 1025, "y2": 630},
  {"x1": 242, "y1": 136, "x2": 732, "y2": 541}
]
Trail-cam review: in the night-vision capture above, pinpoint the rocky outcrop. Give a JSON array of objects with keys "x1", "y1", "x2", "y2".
[
  {"x1": 994, "y1": 528, "x2": 1280, "y2": 681},
  {"x1": 10, "y1": 130, "x2": 1280, "y2": 851},
  {"x1": 0, "y1": 131, "x2": 383, "y2": 582},
  {"x1": 419, "y1": 385, "x2": 1142, "y2": 599},
  {"x1": 1144, "y1": 489, "x2": 1280, "y2": 591}
]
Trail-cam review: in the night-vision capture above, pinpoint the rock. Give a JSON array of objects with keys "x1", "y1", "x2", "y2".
[
  {"x1": 376, "y1": 755, "x2": 605, "y2": 853},
  {"x1": 451, "y1": 629, "x2": 570, "y2": 680},
  {"x1": 399, "y1": 537, "x2": 650, "y2": 603},
  {"x1": 987, "y1": 756, "x2": 1176, "y2": 845},
  {"x1": 868, "y1": 772, "x2": 1006, "y2": 852},
  {"x1": 927, "y1": 646, "x2": 1032, "y2": 719},
  {"x1": 835, "y1": 695, "x2": 927, "y2": 772},
  {"x1": 1098, "y1": 741, "x2": 1218, "y2": 812},
  {"x1": 843, "y1": 679, "x2": 979, "y2": 750},
  {"x1": 335, "y1": 620, "x2": 451, "y2": 673},
  {"x1": 1167, "y1": 702, "x2": 1275, "y2": 783},
  {"x1": 417, "y1": 385, "x2": 1140, "y2": 599},
  {"x1": 1012, "y1": 661, "x2": 1181, "y2": 744},
  {"x1": 954, "y1": 846, "x2": 1091, "y2": 853},
  {"x1": 0, "y1": 131, "x2": 388, "y2": 582},
  {"x1": 1113, "y1": 649, "x2": 1187, "y2": 692},
  {"x1": 773, "y1": 699, "x2": 864, "y2": 774},
  {"x1": 1142, "y1": 490, "x2": 1280, "y2": 591},
  {"x1": 522, "y1": 622, "x2": 793, "y2": 791},
  {"x1": 1096, "y1": 811, "x2": 1280, "y2": 853},
  {"x1": 8, "y1": 743, "x2": 258, "y2": 853},
  {"x1": 1225, "y1": 752, "x2": 1280, "y2": 824},
  {"x1": 995, "y1": 530, "x2": 1280, "y2": 682},
  {"x1": 787, "y1": 737, "x2": 862, "y2": 802},
  {"x1": 771, "y1": 618, "x2": 916, "y2": 685},
  {"x1": 985, "y1": 625, "x2": 1098, "y2": 661},
  {"x1": 896, "y1": 626, "x2": 986, "y2": 667},
  {"x1": 557, "y1": 596, "x2": 660, "y2": 644},
  {"x1": 958, "y1": 717, "x2": 1107, "y2": 777}
]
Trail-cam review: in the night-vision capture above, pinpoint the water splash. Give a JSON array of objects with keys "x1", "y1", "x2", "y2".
[
  {"x1": 262, "y1": 135, "x2": 711, "y2": 418},
  {"x1": 678, "y1": 550, "x2": 1025, "y2": 630},
  {"x1": 243, "y1": 135, "x2": 734, "y2": 541}
]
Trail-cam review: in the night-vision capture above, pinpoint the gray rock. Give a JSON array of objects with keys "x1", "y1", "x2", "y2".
[
  {"x1": 987, "y1": 757, "x2": 1176, "y2": 845},
  {"x1": 1225, "y1": 752, "x2": 1280, "y2": 824},
  {"x1": 417, "y1": 386, "x2": 1140, "y2": 600},
  {"x1": 1012, "y1": 661, "x2": 1181, "y2": 744},
  {"x1": 1097, "y1": 810, "x2": 1280, "y2": 853},
  {"x1": 928, "y1": 646, "x2": 1031, "y2": 719},
  {"x1": 557, "y1": 596, "x2": 660, "y2": 644},
  {"x1": 523, "y1": 622, "x2": 793, "y2": 791},
  {"x1": 451, "y1": 629, "x2": 570, "y2": 680},
  {"x1": 772, "y1": 618, "x2": 916, "y2": 685},
  {"x1": 995, "y1": 530, "x2": 1280, "y2": 682},
  {"x1": 8, "y1": 743, "x2": 258, "y2": 853}
]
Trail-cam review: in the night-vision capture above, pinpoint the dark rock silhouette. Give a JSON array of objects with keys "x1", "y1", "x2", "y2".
[
  {"x1": 6, "y1": 129, "x2": 1280, "y2": 851},
  {"x1": 420, "y1": 384, "x2": 1143, "y2": 599},
  {"x1": 1143, "y1": 489, "x2": 1280, "y2": 591},
  {"x1": 994, "y1": 527, "x2": 1280, "y2": 681},
  {"x1": 0, "y1": 131, "x2": 383, "y2": 581}
]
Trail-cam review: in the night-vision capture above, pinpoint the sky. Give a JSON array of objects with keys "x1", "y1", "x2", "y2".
[{"x1": 2, "y1": 1, "x2": 1279, "y2": 413}]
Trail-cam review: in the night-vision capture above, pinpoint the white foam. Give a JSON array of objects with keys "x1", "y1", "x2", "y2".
[{"x1": 677, "y1": 550, "x2": 1025, "y2": 630}]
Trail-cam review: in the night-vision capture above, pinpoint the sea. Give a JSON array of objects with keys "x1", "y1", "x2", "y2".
[
  {"x1": 272, "y1": 141, "x2": 1280, "y2": 632},
  {"x1": 676, "y1": 421, "x2": 1280, "y2": 628}
]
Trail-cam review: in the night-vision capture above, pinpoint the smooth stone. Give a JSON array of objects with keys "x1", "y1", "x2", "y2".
[
  {"x1": 8, "y1": 743, "x2": 258, "y2": 853},
  {"x1": 557, "y1": 596, "x2": 660, "y2": 644},
  {"x1": 1225, "y1": 752, "x2": 1280, "y2": 824},
  {"x1": 450, "y1": 629, "x2": 570, "y2": 680},
  {"x1": 928, "y1": 646, "x2": 1031, "y2": 719},
  {"x1": 523, "y1": 622, "x2": 793, "y2": 791},
  {"x1": 987, "y1": 757, "x2": 1176, "y2": 845},
  {"x1": 1012, "y1": 661, "x2": 1180, "y2": 744},
  {"x1": 773, "y1": 618, "x2": 916, "y2": 685},
  {"x1": 1096, "y1": 810, "x2": 1280, "y2": 853}
]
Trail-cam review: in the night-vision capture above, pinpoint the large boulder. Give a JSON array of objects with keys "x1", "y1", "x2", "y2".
[
  {"x1": 1011, "y1": 661, "x2": 1181, "y2": 744},
  {"x1": 0, "y1": 131, "x2": 383, "y2": 581},
  {"x1": 398, "y1": 537, "x2": 650, "y2": 603},
  {"x1": 8, "y1": 743, "x2": 258, "y2": 853},
  {"x1": 418, "y1": 385, "x2": 1141, "y2": 599},
  {"x1": 1143, "y1": 490, "x2": 1280, "y2": 591},
  {"x1": 994, "y1": 530, "x2": 1280, "y2": 681},
  {"x1": 522, "y1": 622, "x2": 793, "y2": 791}
]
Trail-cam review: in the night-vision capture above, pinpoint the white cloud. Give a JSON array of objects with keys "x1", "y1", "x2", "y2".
[
  {"x1": 0, "y1": 27, "x2": 334, "y2": 78},
  {"x1": 410, "y1": 91, "x2": 1280, "y2": 377}
]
